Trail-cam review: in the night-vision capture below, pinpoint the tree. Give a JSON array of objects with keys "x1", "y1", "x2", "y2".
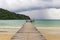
[{"x1": 0, "y1": 8, "x2": 30, "y2": 20}]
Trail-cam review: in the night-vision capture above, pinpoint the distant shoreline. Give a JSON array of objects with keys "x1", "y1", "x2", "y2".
[{"x1": 35, "y1": 19, "x2": 60, "y2": 21}]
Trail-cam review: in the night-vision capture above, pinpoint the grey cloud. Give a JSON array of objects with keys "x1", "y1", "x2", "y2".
[
  {"x1": 18, "y1": 8, "x2": 60, "y2": 19},
  {"x1": 17, "y1": 9, "x2": 48, "y2": 19},
  {"x1": 42, "y1": 0, "x2": 52, "y2": 2},
  {"x1": 0, "y1": 0, "x2": 52, "y2": 12}
]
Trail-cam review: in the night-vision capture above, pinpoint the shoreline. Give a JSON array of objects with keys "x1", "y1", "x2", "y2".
[
  {"x1": 0, "y1": 27, "x2": 59, "y2": 29},
  {"x1": 0, "y1": 22, "x2": 60, "y2": 40}
]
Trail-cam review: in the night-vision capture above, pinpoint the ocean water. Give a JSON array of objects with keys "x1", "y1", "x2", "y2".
[
  {"x1": 0, "y1": 20, "x2": 26, "y2": 28},
  {"x1": 34, "y1": 20, "x2": 60, "y2": 27},
  {"x1": 0, "y1": 20, "x2": 60, "y2": 28}
]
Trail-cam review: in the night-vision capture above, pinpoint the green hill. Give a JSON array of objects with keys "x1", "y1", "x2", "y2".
[{"x1": 0, "y1": 8, "x2": 30, "y2": 20}]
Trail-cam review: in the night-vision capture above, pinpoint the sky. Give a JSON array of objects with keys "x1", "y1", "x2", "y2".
[{"x1": 0, "y1": 0, "x2": 60, "y2": 19}]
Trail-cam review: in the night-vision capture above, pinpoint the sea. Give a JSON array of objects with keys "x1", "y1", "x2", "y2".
[{"x1": 0, "y1": 20, "x2": 60, "y2": 28}]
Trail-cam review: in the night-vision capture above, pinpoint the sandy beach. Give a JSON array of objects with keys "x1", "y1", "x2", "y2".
[
  {"x1": 0, "y1": 28, "x2": 60, "y2": 40},
  {"x1": 0, "y1": 22, "x2": 60, "y2": 40}
]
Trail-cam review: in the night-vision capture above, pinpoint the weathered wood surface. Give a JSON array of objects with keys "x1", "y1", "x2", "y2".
[{"x1": 11, "y1": 22, "x2": 46, "y2": 40}]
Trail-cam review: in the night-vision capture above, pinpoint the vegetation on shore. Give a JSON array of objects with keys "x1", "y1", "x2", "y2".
[{"x1": 0, "y1": 8, "x2": 30, "y2": 20}]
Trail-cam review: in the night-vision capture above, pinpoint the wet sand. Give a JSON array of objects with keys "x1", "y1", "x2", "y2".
[{"x1": 38, "y1": 29, "x2": 60, "y2": 40}]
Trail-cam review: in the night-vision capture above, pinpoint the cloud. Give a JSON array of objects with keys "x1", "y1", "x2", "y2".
[
  {"x1": 18, "y1": 8, "x2": 60, "y2": 19},
  {"x1": 47, "y1": 8, "x2": 60, "y2": 19},
  {"x1": 0, "y1": 0, "x2": 60, "y2": 11},
  {"x1": 0, "y1": 0, "x2": 51, "y2": 11}
]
